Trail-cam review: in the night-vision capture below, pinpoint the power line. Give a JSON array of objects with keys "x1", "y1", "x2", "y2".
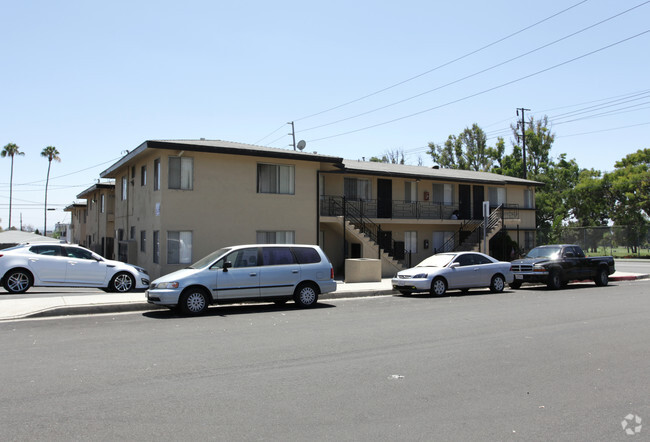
[
  {"x1": 300, "y1": 1, "x2": 649, "y2": 134},
  {"x1": 307, "y1": 30, "x2": 650, "y2": 143},
  {"x1": 292, "y1": 0, "x2": 591, "y2": 123}
]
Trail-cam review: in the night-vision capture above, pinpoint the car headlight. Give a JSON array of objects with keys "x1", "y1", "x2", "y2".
[
  {"x1": 412, "y1": 273, "x2": 428, "y2": 279},
  {"x1": 135, "y1": 266, "x2": 148, "y2": 274},
  {"x1": 154, "y1": 282, "x2": 180, "y2": 289}
]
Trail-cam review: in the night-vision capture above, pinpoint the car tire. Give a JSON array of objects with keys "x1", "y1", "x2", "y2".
[
  {"x1": 547, "y1": 270, "x2": 562, "y2": 290},
  {"x1": 2, "y1": 269, "x2": 33, "y2": 294},
  {"x1": 595, "y1": 267, "x2": 609, "y2": 287},
  {"x1": 179, "y1": 288, "x2": 209, "y2": 316},
  {"x1": 293, "y1": 283, "x2": 319, "y2": 308},
  {"x1": 509, "y1": 281, "x2": 522, "y2": 289},
  {"x1": 490, "y1": 274, "x2": 505, "y2": 293},
  {"x1": 109, "y1": 272, "x2": 135, "y2": 293},
  {"x1": 430, "y1": 277, "x2": 447, "y2": 296}
]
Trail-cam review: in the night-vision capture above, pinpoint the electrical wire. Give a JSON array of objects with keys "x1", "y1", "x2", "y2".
[
  {"x1": 300, "y1": 1, "x2": 650, "y2": 134},
  {"x1": 306, "y1": 30, "x2": 650, "y2": 143},
  {"x1": 293, "y1": 0, "x2": 591, "y2": 123}
]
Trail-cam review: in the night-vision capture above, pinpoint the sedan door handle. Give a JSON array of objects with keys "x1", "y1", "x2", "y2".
[
  {"x1": 292, "y1": 270, "x2": 299, "y2": 274},
  {"x1": 249, "y1": 273, "x2": 257, "y2": 277}
]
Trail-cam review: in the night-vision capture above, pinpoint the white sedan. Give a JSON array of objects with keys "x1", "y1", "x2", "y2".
[
  {"x1": 392, "y1": 251, "x2": 514, "y2": 296},
  {"x1": 0, "y1": 243, "x2": 149, "y2": 294}
]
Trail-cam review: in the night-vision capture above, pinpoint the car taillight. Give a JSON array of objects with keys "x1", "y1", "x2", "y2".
[{"x1": 330, "y1": 266, "x2": 334, "y2": 280}]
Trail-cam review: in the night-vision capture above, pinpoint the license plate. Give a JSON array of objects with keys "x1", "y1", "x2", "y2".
[{"x1": 515, "y1": 274, "x2": 523, "y2": 280}]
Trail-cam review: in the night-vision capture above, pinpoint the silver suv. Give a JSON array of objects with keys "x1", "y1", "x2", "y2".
[{"x1": 146, "y1": 244, "x2": 336, "y2": 315}]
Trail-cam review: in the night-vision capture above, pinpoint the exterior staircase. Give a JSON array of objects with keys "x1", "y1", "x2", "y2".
[{"x1": 343, "y1": 220, "x2": 404, "y2": 276}]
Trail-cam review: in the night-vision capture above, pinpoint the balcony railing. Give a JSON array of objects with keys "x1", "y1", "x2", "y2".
[{"x1": 320, "y1": 196, "x2": 520, "y2": 221}]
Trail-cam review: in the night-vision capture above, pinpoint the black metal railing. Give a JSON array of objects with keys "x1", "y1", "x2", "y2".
[{"x1": 321, "y1": 196, "x2": 462, "y2": 221}]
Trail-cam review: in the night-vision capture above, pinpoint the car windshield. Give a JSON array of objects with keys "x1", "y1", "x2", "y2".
[
  {"x1": 188, "y1": 248, "x2": 231, "y2": 269},
  {"x1": 525, "y1": 246, "x2": 562, "y2": 259},
  {"x1": 415, "y1": 254, "x2": 455, "y2": 268}
]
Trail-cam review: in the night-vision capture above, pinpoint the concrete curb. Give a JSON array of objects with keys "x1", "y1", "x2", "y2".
[
  {"x1": 6, "y1": 274, "x2": 648, "y2": 321},
  {"x1": 12, "y1": 289, "x2": 398, "y2": 320}
]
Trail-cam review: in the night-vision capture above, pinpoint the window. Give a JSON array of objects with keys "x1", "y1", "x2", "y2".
[
  {"x1": 167, "y1": 231, "x2": 192, "y2": 264},
  {"x1": 121, "y1": 176, "x2": 127, "y2": 201},
  {"x1": 257, "y1": 163, "x2": 295, "y2": 194},
  {"x1": 169, "y1": 157, "x2": 193, "y2": 190},
  {"x1": 131, "y1": 166, "x2": 136, "y2": 179},
  {"x1": 292, "y1": 247, "x2": 321, "y2": 264},
  {"x1": 344, "y1": 178, "x2": 371, "y2": 200},
  {"x1": 130, "y1": 226, "x2": 135, "y2": 240},
  {"x1": 153, "y1": 230, "x2": 160, "y2": 263},
  {"x1": 215, "y1": 248, "x2": 258, "y2": 269},
  {"x1": 65, "y1": 246, "x2": 95, "y2": 260},
  {"x1": 256, "y1": 231, "x2": 295, "y2": 244},
  {"x1": 524, "y1": 189, "x2": 533, "y2": 208},
  {"x1": 488, "y1": 187, "x2": 506, "y2": 206},
  {"x1": 100, "y1": 194, "x2": 105, "y2": 213},
  {"x1": 154, "y1": 159, "x2": 161, "y2": 191},
  {"x1": 140, "y1": 231, "x2": 146, "y2": 253},
  {"x1": 405, "y1": 181, "x2": 417, "y2": 202},
  {"x1": 29, "y1": 245, "x2": 61, "y2": 256},
  {"x1": 404, "y1": 231, "x2": 417, "y2": 254},
  {"x1": 141, "y1": 165, "x2": 147, "y2": 186},
  {"x1": 524, "y1": 231, "x2": 535, "y2": 250},
  {"x1": 433, "y1": 231, "x2": 454, "y2": 253},
  {"x1": 262, "y1": 247, "x2": 296, "y2": 266},
  {"x1": 432, "y1": 183, "x2": 454, "y2": 205}
]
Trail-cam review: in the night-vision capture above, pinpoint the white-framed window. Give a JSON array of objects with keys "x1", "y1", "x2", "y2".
[
  {"x1": 256, "y1": 231, "x2": 295, "y2": 244},
  {"x1": 344, "y1": 177, "x2": 371, "y2": 200},
  {"x1": 100, "y1": 194, "x2": 105, "y2": 213},
  {"x1": 404, "y1": 231, "x2": 417, "y2": 254},
  {"x1": 121, "y1": 176, "x2": 127, "y2": 201},
  {"x1": 169, "y1": 157, "x2": 193, "y2": 190},
  {"x1": 433, "y1": 231, "x2": 454, "y2": 253},
  {"x1": 432, "y1": 183, "x2": 454, "y2": 205},
  {"x1": 167, "y1": 231, "x2": 192, "y2": 264},
  {"x1": 488, "y1": 187, "x2": 506, "y2": 206},
  {"x1": 257, "y1": 163, "x2": 295, "y2": 194},
  {"x1": 405, "y1": 181, "x2": 417, "y2": 202},
  {"x1": 154, "y1": 159, "x2": 161, "y2": 191},
  {"x1": 524, "y1": 189, "x2": 534, "y2": 208}
]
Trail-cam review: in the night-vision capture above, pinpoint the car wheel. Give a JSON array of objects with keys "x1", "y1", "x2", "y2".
[
  {"x1": 179, "y1": 288, "x2": 209, "y2": 316},
  {"x1": 509, "y1": 281, "x2": 522, "y2": 289},
  {"x1": 430, "y1": 277, "x2": 447, "y2": 296},
  {"x1": 109, "y1": 272, "x2": 135, "y2": 293},
  {"x1": 595, "y1": 267, "x2": 609, "y2": 287},
  {"x1": 3, "y1": 269, "x2": 32, "y2": 294},
  {"x1": 294, "y1": 283, "x2": 319, "y2": 307},
  {"x1": 547, "y1": 270, "x2": 562, "y2": 290},
  {"x1": 490, "y1": 274, "x2": 505, "y2": 293}
]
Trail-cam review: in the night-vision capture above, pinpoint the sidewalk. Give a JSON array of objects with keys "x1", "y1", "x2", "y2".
[{"x1": 1, "y1": 272, "x2": 647, "y2": 321}]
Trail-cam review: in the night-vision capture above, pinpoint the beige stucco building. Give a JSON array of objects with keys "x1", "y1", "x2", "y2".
[{"x1": 69, "y1": 139, "x2": 542, "y2": 279}]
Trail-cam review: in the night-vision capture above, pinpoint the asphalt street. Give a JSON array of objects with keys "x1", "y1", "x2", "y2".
[{"x1": 1, "y1": 279, "x2": 649, "y2": 441}]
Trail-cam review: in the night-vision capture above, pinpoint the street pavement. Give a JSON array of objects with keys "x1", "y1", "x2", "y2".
[{"x1": 0, "y1": 265, "x2": 648, "y2": 321}]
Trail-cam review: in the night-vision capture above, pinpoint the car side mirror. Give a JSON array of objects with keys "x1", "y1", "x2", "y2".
[
  {"x1": 450, "y1": 262, "x2": 460, "y2": 268},
  {"x1": 564, "y1": 252, "x2": 574, "y2": 258},
  {"x1": 223, "y1": 261, "x2": 232, "y2": 272}
]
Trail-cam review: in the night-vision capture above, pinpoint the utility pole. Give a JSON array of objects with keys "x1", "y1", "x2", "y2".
[
  {"x1": 516, "y1": 108, "x2": 530, "y2": 179},
  {"x1": 288, "y1": 121, "x2": 296, "y2": 150}
]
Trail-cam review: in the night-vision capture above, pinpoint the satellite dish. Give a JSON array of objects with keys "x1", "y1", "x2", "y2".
[{"x1": 297, "y1": 140, "x2": 306, "y2": 151}]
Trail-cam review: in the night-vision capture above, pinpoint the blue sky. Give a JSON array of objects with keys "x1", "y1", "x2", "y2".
[{"x1": 1, "y1": 0, "x2": 649, "y2": 231}]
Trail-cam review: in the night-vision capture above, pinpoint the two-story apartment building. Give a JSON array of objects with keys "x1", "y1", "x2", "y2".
[
  {"x1": 68, "y1": 139, "x2": 542, "y2": 279},
  {"x1": 63, "y1": 202, "x2": 87, "y2": 246},
  {"x1": 76, "y1": 182, "x2": 116, "y2": 259}
]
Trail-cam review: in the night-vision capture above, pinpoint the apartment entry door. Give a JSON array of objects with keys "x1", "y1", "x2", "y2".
[
  {"x1": 377, "y1": 179, "x2": 392, "y2": 218},
  {"x1": 473, "y1": 185, "x2": 485, "y2": 219},
  {"x1": 459, "y1": 185, "x2": 471, "y2": 219}
]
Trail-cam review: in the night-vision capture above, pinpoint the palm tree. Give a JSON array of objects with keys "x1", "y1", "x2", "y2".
[
  {"x1": 1, "y1": 143, "x2": 25, "y2": 229},
  {"x1": 41, "y1": 146, "x2": 61, "y2": 236}
]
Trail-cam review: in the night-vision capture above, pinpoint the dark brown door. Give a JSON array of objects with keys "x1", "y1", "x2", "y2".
[
  {"x1": 459, "y1": 185, "x2": 471, "y2": 219},
  {"x1": 377, "y1": 179, "x2": 392, "y2": 218},
  {"x1": 473, "y1": 185, "x2": 484, "y2": 219}
]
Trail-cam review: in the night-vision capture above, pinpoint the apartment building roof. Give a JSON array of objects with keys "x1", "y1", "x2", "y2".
[
  {"x1": 100, "y1": 139, "x2": 343, "y2": 178},
  {"x1": 77, "y1": 182, "x2": 115, "y2": 199},
  {"x1": 63, "y1": 202, "x2": 87, "y2": 211},
  {"x1": 338, "y1": 160, "x2": 545, "y2": 187}
]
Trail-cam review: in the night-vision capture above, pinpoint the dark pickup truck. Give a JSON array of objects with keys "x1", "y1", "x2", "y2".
[{"x1": 510, "y1": 244, "x2": 615, "y2": 290}]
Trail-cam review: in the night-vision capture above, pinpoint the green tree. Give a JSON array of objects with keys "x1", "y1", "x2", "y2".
[
  {"x1": 428, "y1": 124, "x2": 493, "y2": 171},
  {"x1": 41, "y1": 146, "x2": 61, "y2": 236},
  {"x1": 1, "y1": 143, "x2": 25, "y2": 229},
  {"x1": 567, "y1": 169, "x2": 609, "y2": 227}
]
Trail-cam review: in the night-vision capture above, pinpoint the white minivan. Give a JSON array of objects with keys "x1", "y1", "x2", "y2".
[{"x1": 146, "y1": 244, "x2": 336, "y2": 315}]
